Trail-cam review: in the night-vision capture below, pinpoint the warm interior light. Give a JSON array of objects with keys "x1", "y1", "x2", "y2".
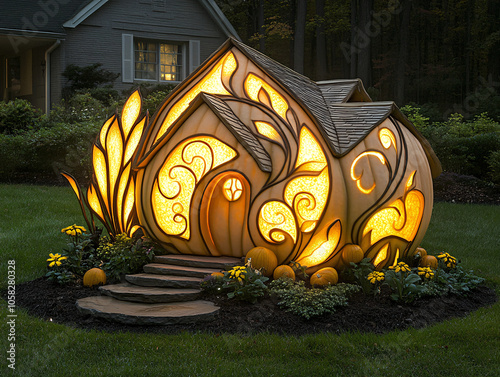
[
  {"x1": 363, "y1": 189, "x2": 425, "y2": 245},
  {"x1": 258, "y1": 201, "x2": 297, "y2": 243},
  {"x1": 406, "y1": 170, "x2": 416, "y2": 191},
  {"x1": 254, "y1": 121, "x2": 281, "y2": 142},
  {"x1": 124, "y1": 117, "x2": 145, "y2": 164},
  {"x1": 223, "y1": 177, "x2": 243, "y2": 201},
  {"x1": 87, "y1": 184, "x2": 104, "y2": 220},
  {"x1": 106, "y1": 121, "x2": 123, "y2": 198},
  {"x1": 295, "y1": 127, "x2": 327, "y2": 169},
  {"x1": 373, "y1": 243, "x2": 389, "y2": 267},
  {"x1": 152, "y1": 137, "x2": 237, "y2": 239},
  {"x1": 155, "y1": 52, "x2": 237, "y2": 143},
  {"x1": 350, "y1": 151, "x2": 386, "y2": 194},
  {"x1": 122, "y1": 91, "x2": 141, "y2": 137},
  {"x1": 244, "y1": 73, "x2": 288, "y2": 119},
  {"x1": 93, "y1": 145, "x2": 108, "y2": 209},
  {"x1": 296, "y1": 220, "x2": 341, "y2": 267},
  {"x1": 378, "y1": 128, "x2": 397, "y2": 151}
]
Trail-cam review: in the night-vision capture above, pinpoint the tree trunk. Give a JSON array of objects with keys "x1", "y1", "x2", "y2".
[
  {"x1": 315, "y1": 0, "x2": 327, "y2": 80},
  {"x1": 356, "y1": 0, "x2": 372, "y2": 87},
  {"x1": 395, "y1": 0, "x2": 411, "y2": 105},
  {"x1": 294, "y1": 0, "x2": 307, "y2": 74}
]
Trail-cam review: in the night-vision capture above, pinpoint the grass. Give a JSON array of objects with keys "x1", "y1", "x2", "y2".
[{"x1": 1, "y1": 184, "x2": 499, "y2": 376}]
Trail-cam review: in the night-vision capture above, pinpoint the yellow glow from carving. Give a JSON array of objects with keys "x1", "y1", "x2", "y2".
[
  {"x1": 406, "y1": 170, "x2": 416, "y2": 191},
  {"x1": 87, "y1": 184, "x2": 104, "y2": 220},
  {"x1": 350, "y1": 151, "x2": 386, "y2": 194},
  {"x1": 392, "y1": 248, "x2": 400, "y2": 267},
  {"x1": 223, "y1": 178, "x2": 243, "y2": 201},
  {"x1": 285, "y1": 168, "x2": 329, "y2": 233},
  {"x1": 93, "y1": 146, "x2": 108, "y2": 208},
  {"x1": 152, "y1": 137, "x2": 237, "y2": 239},
  {"x1": 155, "y1": 52, "x2": 236, "y2": 143},
  {"x1": 373, "y1": 243, "x2": 389, "y2": 267},
  {"x1": 100, "y1": 117, "x2": 113, "y2": 147},
  {"x1": 116, "y1": 164, "x2": 131, "y2": 231},
  {"x1": 244, "y1": 73, "x2": 288, "y2": 119},
  {"x1": 295, "y1": 127, "x2": 327, "y2": 169},
  {"x1": 254, "y1": 121, "x2": 281, "y2": 142},
  {"x1": 258, "y1": 201, "x2": 297, "y2": 243},
  {"x1": 296, "y1": 221, "x2": 341, "y2": 267},
  {"x1": 106, "y1": 121, "x2": 123, "y2": 198},
  {"x1": 124, "y1": 117, "x2": 145, "y2": 164},
  {"x1": 363, "y1": 190, "x2": 425, "y2": 245},
  {"x1": 121, "y1": 90, "x2": 141, "y2": 138},
  {"x1": 123, "y1": 180, "x2": 135, "y2": 229},
  {"x1": 379, "y1": 128, "x2": 397, "y2": 151}
]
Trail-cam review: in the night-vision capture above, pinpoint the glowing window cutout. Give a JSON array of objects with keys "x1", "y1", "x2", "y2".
[
  {"x1": 155, "y1": 52, "x2": 237, "y2": 143},
  {"x1": 152, "y1": 136, "x2": 237, "y2": 239},
  {"x1": 373, "y1": 243, "x2": 389, "y2": 267},
  {"x1": 258, "y1": 201, "x2": 297, "y2": 244},
  {"x1": 296, "y1": 220, "x2": 341, "y2": 267},
  {"x1": 121, "y1": 90, "x2": 141, "y2": 138},
  {"x1": 223, "y1": 178, "x2": 243, "y2": 201},
  {"x1": 378, "y1": 128, "x2": 397, "y2": 151},
  {"x1": 244, "y1": 73, "x2": 288, "y2": 119},
  {"x1": 254, "y1": 121, "x2": 281, "y2": 142},
  {"x1": 350, "y1": 151, "x2": 386, "y2": 194},
  {"x1": 406, "y1": 170, "x2": 416, "y2": 191},
  {"x1": 295, "y1": 127, "x2": 327, "y2": 169}
]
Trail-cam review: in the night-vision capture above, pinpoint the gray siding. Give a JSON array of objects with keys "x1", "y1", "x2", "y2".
[{"x1": 51, "y1": 0, "x2": 227, "y2": 103}]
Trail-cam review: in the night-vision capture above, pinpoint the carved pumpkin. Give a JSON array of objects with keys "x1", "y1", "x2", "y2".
[
  {"x1": 83, "y1": 268, "x2": 106, "y2": 287},
  {"x1": 273, "y1": 265, "x2": 295, "y2": 280},
  {"x1": 420, "y1": 255, "x2": 438, "y2": 269},
  {"x1": 310, "y1": 267, "x2": 338, "y2": 287},
  {"x1": 64, "y1": 38, "x2": 441, "y2": 275},
  {"x1": 245, "y1": 247, "x2": 278, "y2": 277}
]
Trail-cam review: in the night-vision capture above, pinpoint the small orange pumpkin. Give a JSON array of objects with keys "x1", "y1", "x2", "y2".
[
  {"x1": 415, "y1": 247, "x2": 427, "y2": 258},
  {"x1": 273, "y1": 265, "x2": 295, "y2": 280},
  {"x1": 310, "y1": 267, "x2": 338, "y2": 287},
  {"x1": 211, "y1": 272, "x2": 224, "y2": 280},
  {"x1": 83, "y1": 268, "x2": 106, "y2": 287},
  {"x1": 420, "y1": 255, "x2": 438, "y2": 269},
  {"x1": 245, "y1": 247, "x2": 278, "y2": 277},
  {"x1": 341, "y1": 244, "x2": 364, "y2": 265}
]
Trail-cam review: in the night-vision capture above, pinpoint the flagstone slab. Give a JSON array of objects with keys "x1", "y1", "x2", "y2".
[
  {"x1": 99, "y1": 283, "x2": 201, "y2": 303},
  {"x1": 143, "y1": 263, "x2": 221, "y2": 278},
  {"x1": 76, "y1": 296, "x2": 219, "y2": 325},
  {"x1": 154, "y1": 254, "x2": 241, "y2": 269},
  {"x1": 125, "y1": 273, "x2": 202, "y2": 289}
]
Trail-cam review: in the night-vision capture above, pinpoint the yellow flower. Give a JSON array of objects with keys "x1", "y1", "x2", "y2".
[
  {"x1": 367, "y1": 271, "x2": 385, "y2": 284},
  {"x1": 418, "y1": 267, "x2": 434, "y2": 279},
  {"x1": 61, "y1": 224, "x2": 86, "y2": 237},
  {"x1": 437, "y1": 252, "x2": 457, "y2": 268},
  {"x1": 47, "y1": 253, "x2": 67, "y2": 268},
  {"x1": 389, "y1": 262, "x2": 411, "y2": 273},
  {"x1": 228, "y1": 266, "x2": 246, "y2": 281}
]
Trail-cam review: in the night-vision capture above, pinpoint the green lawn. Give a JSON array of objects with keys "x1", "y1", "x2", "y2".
[{"x1": 1, "y1": 184, "x2": 499, "y2": 376}]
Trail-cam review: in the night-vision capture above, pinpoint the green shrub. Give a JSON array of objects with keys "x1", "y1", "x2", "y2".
[
  {"x1": 62, "y1": 63, "x2": 119, "y2": 94},
  {"x1": 488, "y1": 150, "x2": 500, "y2": 184},
  {"x1": 269, "y1": 278, "x2": 360, "y2": 319},
  {"x1": 0, "y1": 99, "x2": 43, "y2": 134}
]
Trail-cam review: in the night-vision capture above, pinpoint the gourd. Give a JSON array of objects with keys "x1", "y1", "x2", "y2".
[
  {"x1": 310, "y1": 267, "x2": 338, "y2": 287},
  {"x1": 211, "y1": 272, "x2": 224, "y2": 280},
  {"x1": 83, "y1": 268, "x2": 106, "y2": 287},
  {"x1": 245, "y1": 247, "x2": 278, "y2": 277},
  {"x1": 341, "y1": 244, "x2": 364, "y2": 265},
  {"x1": 415, "y1": 247, "x2": 427, "y2": 258},
  {"x1": 420, "y1": 255, "x2": 438, "y2": 269},
  {"x1": 273, "y1": 265, "x2": 295, "y2": 280}
]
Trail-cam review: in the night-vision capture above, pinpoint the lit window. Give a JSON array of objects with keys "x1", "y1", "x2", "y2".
[{"x1": 134, "y1": 40, "x2": 183, "y2": 82}]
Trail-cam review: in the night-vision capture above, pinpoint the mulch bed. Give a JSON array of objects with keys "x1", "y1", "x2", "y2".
[{"x1": 4, "y1": 171, "x2": 500, "y2": 334}]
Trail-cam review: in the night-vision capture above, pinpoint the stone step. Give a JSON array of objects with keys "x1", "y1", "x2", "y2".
[
  {"x1": 143, "y1": 263, "x2": 221, "y2": 278},
  {"x1": 154, "y1": 254, "x2": 241, "y2": 269},
  {"x1": 126, "y1": 273, "x2": 202, "y2": 289},
  {"x1": 77, "y1": 296, "x2": 219, "y2": 325},
  {"x1": 99, "y1": 283, "x2": 201, "y2": 303}
]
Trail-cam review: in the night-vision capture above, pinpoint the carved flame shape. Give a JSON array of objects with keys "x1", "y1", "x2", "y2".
[{"x1": 296, "y1": 220, "x2": 342, "y2": 267}]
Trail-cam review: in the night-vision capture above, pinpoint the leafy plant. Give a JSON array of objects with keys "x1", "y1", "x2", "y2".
[
  {"x1": 45, "y1": 252, "x2": 73, "y2": 284},
  {"x1": 0, "y1": 99, "x2": 43, "y2": 134},
  {"x1": 384, "y1": 262, "x2": 425, "y2": 303},
  {"x1": 269, "y1": 278, "x2": 360, "y2": 319},
  {"x1": 289, "y1": 260, "x2": 309, "y2": 281},
  {"x1": 224, "y1": 264, "x2": 269, "y2": 303},
  {"x1": 345, "y1": 258, "x2": 375, "y2": 294}
]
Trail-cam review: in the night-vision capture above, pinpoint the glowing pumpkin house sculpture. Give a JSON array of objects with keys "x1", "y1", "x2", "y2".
[{"x1": 64, "y1": 38, "x2": 441, "y2": 273}]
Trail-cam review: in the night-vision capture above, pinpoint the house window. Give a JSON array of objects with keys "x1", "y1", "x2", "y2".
[{"x1": 134, "y1": 40, "x2": 183, "y2": 82}]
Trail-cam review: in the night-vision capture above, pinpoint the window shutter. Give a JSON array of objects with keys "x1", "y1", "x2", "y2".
[
  {"x1": 122, "y1": 34, "x2": 134, "y2": 83},
  {"x1": 189, "y1": 40, "x2": 200, "y2": 74}
]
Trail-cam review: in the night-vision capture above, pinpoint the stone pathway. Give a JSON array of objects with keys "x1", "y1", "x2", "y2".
[{"x1": 76, "y1": 254, "x2": 241, "y2": 325}]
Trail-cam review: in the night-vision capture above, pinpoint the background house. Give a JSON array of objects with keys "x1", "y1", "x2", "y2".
[{"x1": 0, "y1": 0, "x2": 238, "y2": 112}]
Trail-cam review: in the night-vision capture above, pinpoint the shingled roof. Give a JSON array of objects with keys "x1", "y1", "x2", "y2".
[{"x1": 226, "y1": 39, "x2": 441, "y2": 177}]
